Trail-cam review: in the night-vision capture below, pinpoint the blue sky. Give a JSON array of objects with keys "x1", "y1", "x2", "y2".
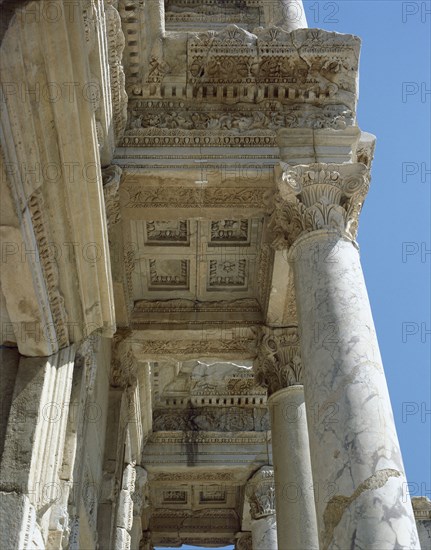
[
  {"x1": 314, "y1": 0, "x2": 430, "y2": 501},
  {"x1": 156, "y1": 2, "x2": 430, "y2": 548}
]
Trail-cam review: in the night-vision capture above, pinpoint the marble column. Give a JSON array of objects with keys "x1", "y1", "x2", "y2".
[
  {"x1": 255, "y1": 326, "x2": 318, "y2": 550},
  {"x1": 263, "y1": 1, "x2": 308, "y2": 30},
  {"x1": 271, "y1": 161, "x2": 420, "y2": 549},
  {"x1": 246, "y1": 467, "x2": 278, "y2": 550}
]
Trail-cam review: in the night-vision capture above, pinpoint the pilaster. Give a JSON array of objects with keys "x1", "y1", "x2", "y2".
[{"x1": 246, "y1": 466, "x2": 278, "y2": 550}]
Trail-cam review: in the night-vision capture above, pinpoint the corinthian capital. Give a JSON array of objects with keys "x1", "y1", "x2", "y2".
[
  {"x1": 246, "y1": 466, "x2": 276, "y2": 520},
  {"x1": 270, "y1": 162, "x2": 370, "y2": 248},
  {"x1": 254, "y1": 326, "x2": 302, "y2": 396}
]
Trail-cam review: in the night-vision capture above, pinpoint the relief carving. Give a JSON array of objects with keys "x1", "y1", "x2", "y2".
[
  {"x1": 105, "y1": 0, "x2": 128, "y2": 141},
  {"x1": 123, "y1": 185, "x2": 273, "y2": 209},
  {"x1": 146, "y1": 220, "x2": 189, "y2": 243},
  {"x1": 246, "y1": 466, "x2": 276, "y2": 520},
  {"x1": 135, "y1": 337, "x2": 256, "y2": 358},
  {"x1": 254, "y1": 325, "x2": 302, "y2": 395},
  {"x1": 102, "y1": 165, "x2": 123, "y2": 229},
  {"x1": 269, "y1": 162, "x2": 370, "y2": 248},
  {"x1": 236, "y1": 532, "x2": 252, "y2": 550},
  {"x1": 210, "y1": 220, "x2": 249, "y2": 243},
  {"x1": 27, "y1": 189, "x2": 69, "y2": 349},
  {"x1": 208, "y1": 259, "x2": 247, "y2": 288},
  {"x1": 152, "y1": 406, "x2": 269, "y2": 432}
]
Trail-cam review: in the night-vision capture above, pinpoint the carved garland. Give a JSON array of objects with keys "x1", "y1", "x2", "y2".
[
  {"x1": 105, "y1": 0, "x2": 128, "y2": 141},
  {"x1": 102, "y1": 165, "x2": 123, "y2": 229}
]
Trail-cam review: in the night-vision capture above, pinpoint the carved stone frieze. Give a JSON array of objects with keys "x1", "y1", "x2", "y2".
[
  {"x1": 246, "y1": 466, "x2": 276, "y2": 520},
  {"x1": 75, "y1": 335, "x2": 100, "y2": 394},
  {"x1": 150, "y1": 508, "x2": 239, "y2": 532},
  {"x1": 191, "y1": 374, "x2": 266, "y2": 398},
  {"x1": 26, "y1": 189, "x2": 69, "y2": 349},
  {"x1": 188, "y1": 26, "x2": 358, "y2": 97},
  {"x1": 165, "y1": 0, "x2": 260, "y2": 28},
  {"x1": 153, "y1": 406, "x2": 269, "y2": 432},
  {"x1": 411, "y1": 497, "x2": 431, "y2": 520},
  {"x1": 254, "y1": 325, "x2": 302, "y2": 395},
  {"x1": 123, "y1": 185, "x2": 273, "y2": 209},
  {"x1": 269, "y1": 162, "x2": 370, "y2": 248}
]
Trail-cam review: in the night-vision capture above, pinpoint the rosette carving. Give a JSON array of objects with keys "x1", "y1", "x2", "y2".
[
  {"x1": 254, "y1": 326, "x2": 302, "y2": 395},
  {"x1": 269, "y1": 163, "x2": 370, "y2": 248},
  {"x1": 246, "y1": 466, "x2": 276, "y2": 520}
]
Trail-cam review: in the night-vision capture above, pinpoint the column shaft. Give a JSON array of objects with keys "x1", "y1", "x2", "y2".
[
  {"x1": 290, "y1": 230, "x2": 419, "y2": 549},
  {"x1": 269, "y1": 386, "x2": 318, "y2": 549},
  {"x1": 246, "y1": 466, "x2": 278, "y2": 550},
  {"x1": 251, "y1": 516, "x2": 278, "y2": 550}
]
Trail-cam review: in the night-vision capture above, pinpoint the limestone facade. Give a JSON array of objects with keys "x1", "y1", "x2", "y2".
[{"x1": 0, "y1": 1, "x2": 424, "y2": 549}]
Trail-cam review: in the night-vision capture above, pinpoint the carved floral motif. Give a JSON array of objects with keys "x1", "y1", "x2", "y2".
[
  {"x1": 27, "y1": 189, "x2": 69, "y2": 348},
  {"x1": 269, "y1": 162, "x2": 370, "y2": 248},
  {"x1": 210, "y1": 220, "x2": 249, "y2": 243},
  {"x1": 254, "y1": 325, "x2": 302, "y2": 395},
  {"x1": 246, "y1": 466, "x2": 276, "y2": 520}
]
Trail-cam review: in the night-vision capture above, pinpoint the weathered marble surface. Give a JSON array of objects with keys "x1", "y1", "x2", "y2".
[
  {"x1": 269, "y1": 386, "x2": 318, "y2": 550},
  {"x1": 289, "y1": 230, "x2": 420, "y2": 549}
]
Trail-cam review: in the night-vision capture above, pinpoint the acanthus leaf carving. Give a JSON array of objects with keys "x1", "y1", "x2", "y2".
[
  {"x1": 246, "y1": 466, "x2": 276, "y2": 520},
  {"x1": 254, "y1": 325, "x2": 302, "y2": 395},
  {"x1": 269, "y1": 162, "x2": 370, "y2": 248}
]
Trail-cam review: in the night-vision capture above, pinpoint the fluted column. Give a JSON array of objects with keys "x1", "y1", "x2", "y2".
[
  {"x1": 263, "y1": 1, "x2": 308, "y2": 30},
  {"x1": 246, "y1": 467, "x2": 278, "y2": 550},
  {"x1": 271, "y1": 162, "x2": 420, "y2": 549},
  {"x1": 255, "y1": 326, "x2": 318, "y2": 550}
]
